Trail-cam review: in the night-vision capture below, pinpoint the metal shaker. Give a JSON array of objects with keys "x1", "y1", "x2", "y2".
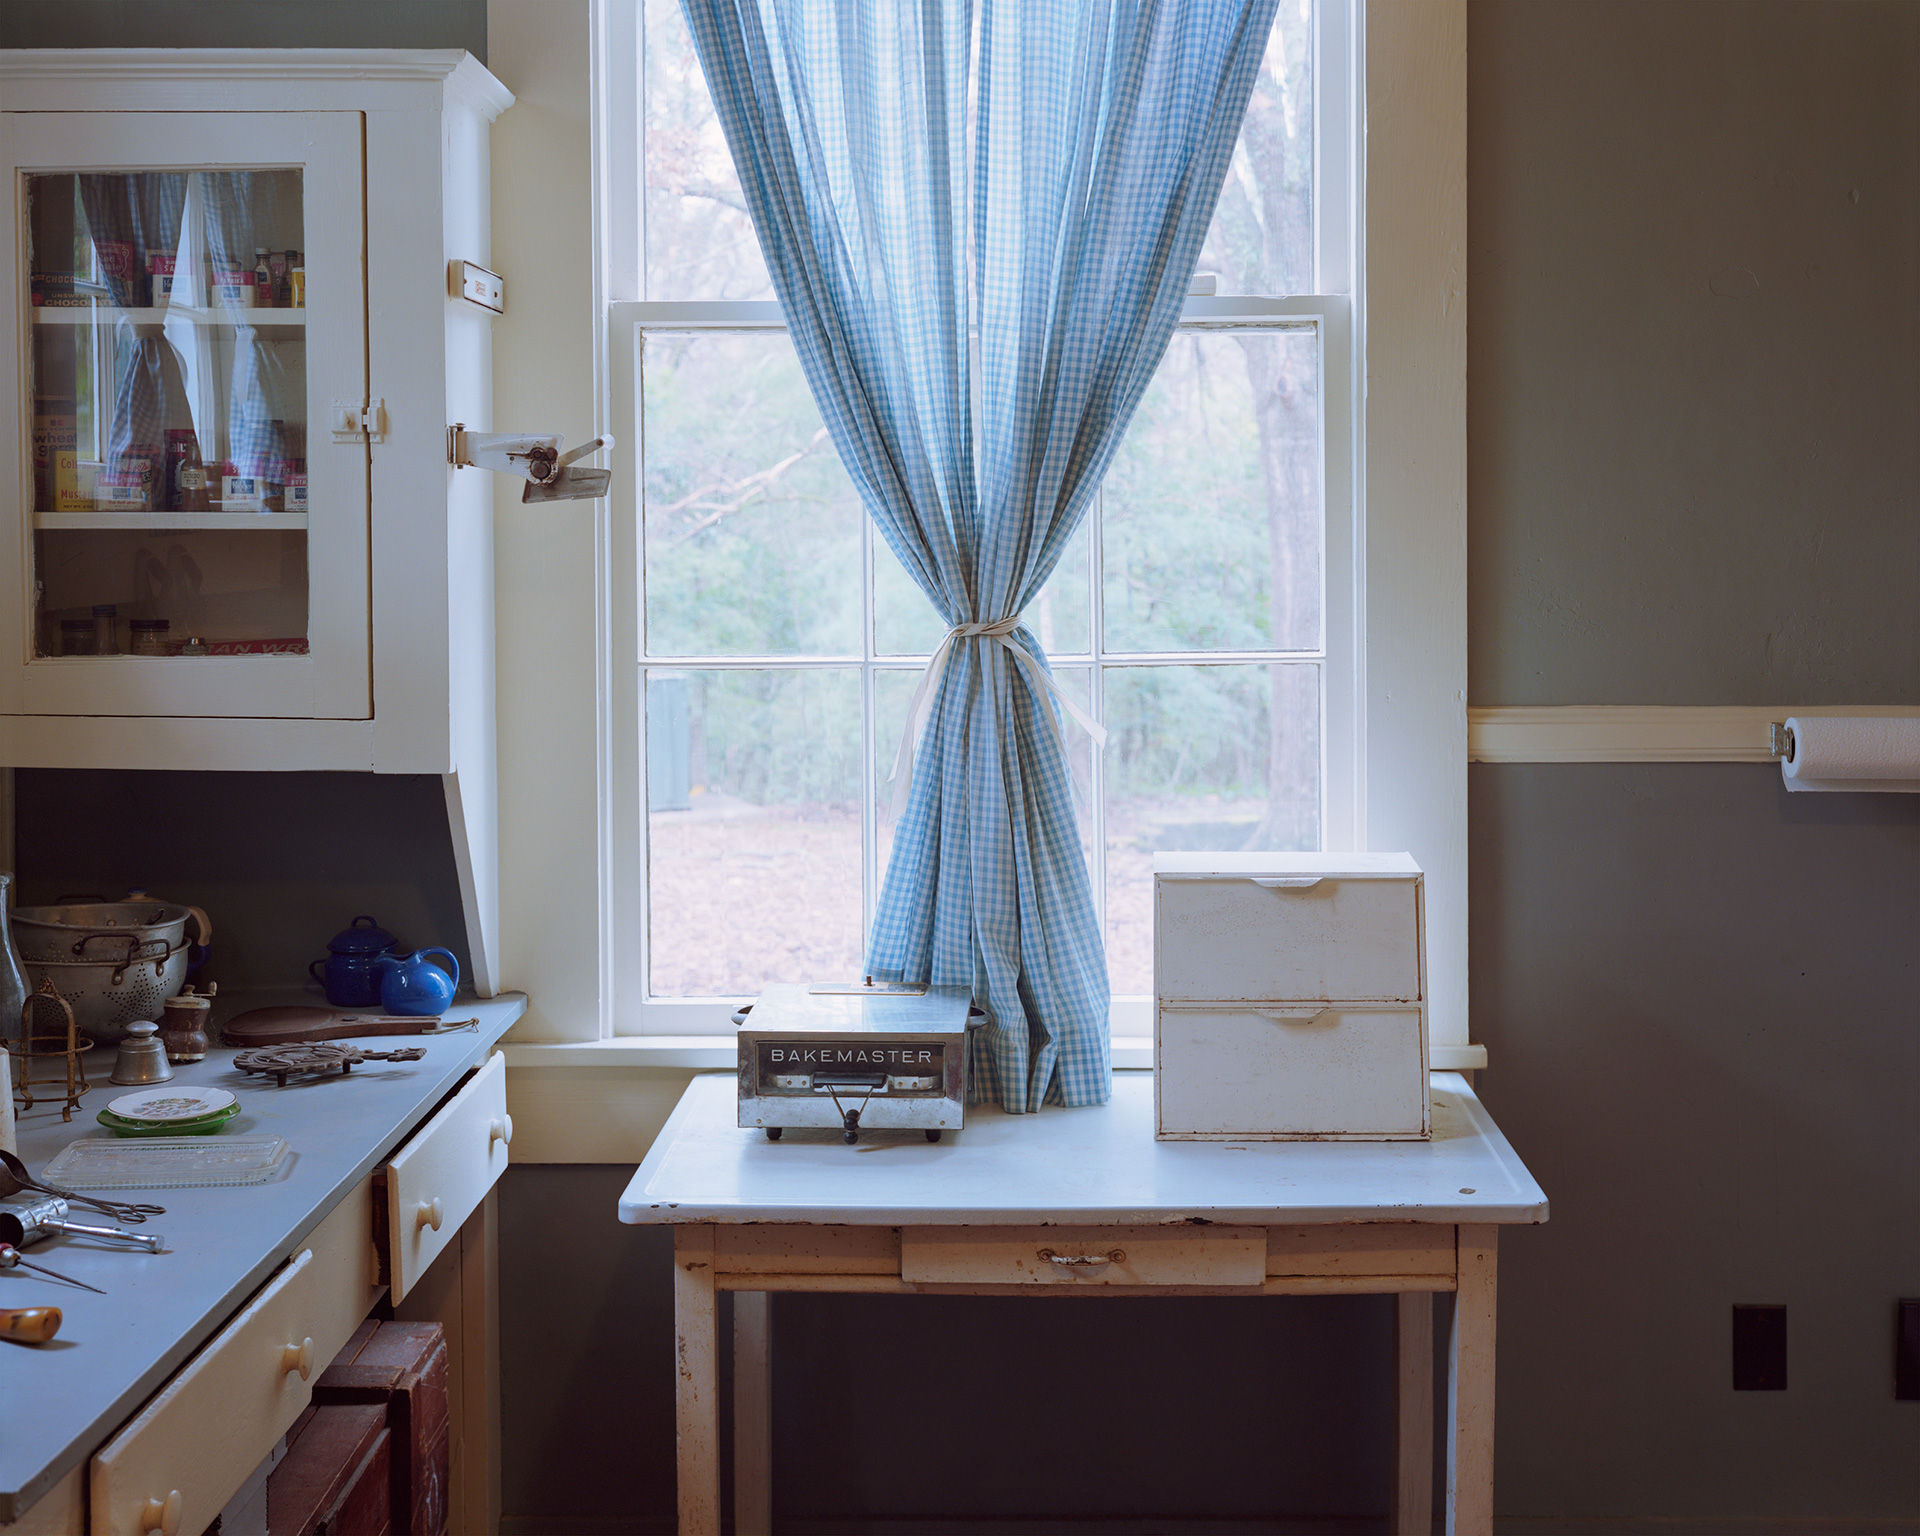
[{"x1": 109, "y1": 1020, "x2": 173, "y2": 1085}]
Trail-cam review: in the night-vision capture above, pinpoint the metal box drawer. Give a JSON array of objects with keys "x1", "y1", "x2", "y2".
[
  {"x1": 1155, "y1": 1005, "x2": 1429, "y2": 1140},
  {"x1": 1154, "y1": 860, "x2": 1422, "y2": 1004},
  {"x1": 901, "y1": 1225, "x2": 1266, "y2": 1286}
]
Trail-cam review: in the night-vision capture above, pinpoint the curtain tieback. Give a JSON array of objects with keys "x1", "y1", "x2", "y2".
[{"x1": 887, "y1": 616, "x2": 1109, "y2": 818}]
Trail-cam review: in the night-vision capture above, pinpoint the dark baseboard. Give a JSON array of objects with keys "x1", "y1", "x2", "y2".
[{"x1": 502, "y1": 1520, "x2": 1920, "y2": 1536}]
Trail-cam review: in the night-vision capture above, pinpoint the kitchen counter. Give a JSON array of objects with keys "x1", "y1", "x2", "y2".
[{"x1": 0, "y1": 993, "x2": 526, "y2": 1523}]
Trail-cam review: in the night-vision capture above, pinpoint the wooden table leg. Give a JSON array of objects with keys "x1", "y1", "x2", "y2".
[
  {"x1": 1446, "y1": 1225, "x2": 1498, "y2": 1536},
  {"x1": 733, "y1": 1291, "x2": 773, "y2": 1536},
  {"x1": 673, "y1": 1226, "x2": 720, "y2": 1536},
  {"x1": 1394, "y1": 1290, "x2": 1433, "y2": 1536}
]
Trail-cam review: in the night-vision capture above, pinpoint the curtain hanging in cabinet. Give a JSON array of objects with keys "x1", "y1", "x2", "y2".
[
  {"x1": 683, "y1": 0, "x2": 1278, "y2": 1110},
  {"x1": 76, "y1": 174, "x2": 188, "y2": 469}
]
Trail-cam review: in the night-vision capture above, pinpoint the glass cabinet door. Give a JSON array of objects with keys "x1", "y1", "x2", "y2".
[{"x1": 0, "y1": 112, "x2": 367, "y2": 720}]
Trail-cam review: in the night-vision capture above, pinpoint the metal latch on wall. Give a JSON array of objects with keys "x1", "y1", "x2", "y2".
[
  {"x1": 1768, "y1": 721, "x2": 1795, "y2": 761},
  {"x1": 330, "y1": 399, "x2": 387, "y2": 444},
  {"x1": 447, "y1": 424, "x2": 613, "y2": 503}
]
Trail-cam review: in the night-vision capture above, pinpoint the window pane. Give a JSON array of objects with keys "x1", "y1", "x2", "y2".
[
  {"x1": 644, "y1": 0, "x2": 775, "y2": 301},
  {"x1": 643, "y1": 333, "x2": 861, "y2": 656},
  {"x1": 1194, "y1": 0, "x2": 1314, "y2": 297},
  {"x1": 1102, "y1": 662, "x2": 1319, "y2": 994},
  {"x1": 1102, "y1": 330, "x2": 1320, "y2": 654},
  {"x1": 873, "y1": 518, "x2": 1090, "y2": 658},
  {"x1": 647, "y1": 668, "x2": 863, "y2": 996}
]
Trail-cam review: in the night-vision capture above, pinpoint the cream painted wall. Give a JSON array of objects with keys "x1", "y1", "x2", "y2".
[{"x1": 488, "y1": 0, "x2": 608, "y2": 1042}]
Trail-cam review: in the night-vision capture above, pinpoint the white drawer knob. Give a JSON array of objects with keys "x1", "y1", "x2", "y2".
[
  {"x1": 280, "y1": 1337, "x2": 314, "y2": 1380},
  {"x1": 416, "y1": 1198, "x2": 445, "y2": 1233},
  {"x1": 141, "y1": 1491, "x2": 183, "y2": 1536},
  {"x1": 490, "y1": 1114, "x2": 514, "y2": 1148}
]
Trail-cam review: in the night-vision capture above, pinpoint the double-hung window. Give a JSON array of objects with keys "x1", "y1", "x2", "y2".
[{"x1": 608, "y1": 0, "x2": 1375, "y2": 1041}]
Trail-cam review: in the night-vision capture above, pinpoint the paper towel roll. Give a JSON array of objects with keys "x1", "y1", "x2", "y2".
[{"x1": 1781, "y1": 716, "x2": 1920, "y2": 793}]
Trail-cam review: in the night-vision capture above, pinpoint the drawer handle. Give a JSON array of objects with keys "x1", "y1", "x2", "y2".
[
  {"x1": 491, "y1": 1114, "x2": 514, "y2": 1148},
  {"x1": 1252, "y1": 877, "x2": 1322, "y2": 889},
  {"x1": 416, "y1": 1198, "x2": 445, "y2": 1233},
  {"x1": 280, "y1": 1336, "x2": 314, "y2": 1380},
  {"x1": 1260, "y1": 1007, "x2": 1331, "y2": 1024},
  {"x1": 1038, "y1": 1248, "x2": 1125, "y2": 1273},
  {"x1": 141, "y1": 1491, "x2": 183, "y2": 1536}
]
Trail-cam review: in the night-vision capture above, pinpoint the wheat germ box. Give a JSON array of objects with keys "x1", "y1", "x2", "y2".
[{"x1": 1153, "y1": 851, "x2": 1430, "y2": 1142}]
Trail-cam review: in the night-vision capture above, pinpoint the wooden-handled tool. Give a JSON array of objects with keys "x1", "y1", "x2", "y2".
[
  {"x1": 0, "y1": 1305, "x2": 61, "y2": 1344},
  {"x1": 222, "y1": 1006, "x2": 478, "y2": 1047}
]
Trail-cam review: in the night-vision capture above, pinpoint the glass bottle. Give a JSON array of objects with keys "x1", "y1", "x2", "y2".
[
  {"x1": 92, "y1": 604, "x2": 119, "y2": 655},
  {"x1": 0, "y1": 872, "x2": 31, "y2": 1050}
]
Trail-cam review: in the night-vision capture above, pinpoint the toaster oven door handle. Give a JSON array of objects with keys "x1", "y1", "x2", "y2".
[
  {"x1": 1251, "y1": 876, "x2": 1322, "y2": 889},
  {"x1": 1038, "y1": 1248, "x2": 1125, "y2": 1272}
]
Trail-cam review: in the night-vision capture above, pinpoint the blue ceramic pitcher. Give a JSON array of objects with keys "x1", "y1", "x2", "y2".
[{"x1": 377, "y1": 948, "x2": 460, "y2": 1016}]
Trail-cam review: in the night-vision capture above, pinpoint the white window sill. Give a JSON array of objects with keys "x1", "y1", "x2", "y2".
[{"x1": 501, "y1": 1037, "x2": 1486, "y2": 1071}]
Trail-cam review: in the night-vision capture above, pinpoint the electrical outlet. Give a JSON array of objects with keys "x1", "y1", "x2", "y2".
[
  {"x1": 1732, "y1": 1304, "x2": 1787, "y2": 1390},
  {"x1": 1897, "y1": 1300, "x2": 1920, "y2": 1401}
]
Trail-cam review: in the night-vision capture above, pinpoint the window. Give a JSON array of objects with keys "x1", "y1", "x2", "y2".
[{"x1": 610, "y1": 0, "x2": 1373, "y2": 1036}]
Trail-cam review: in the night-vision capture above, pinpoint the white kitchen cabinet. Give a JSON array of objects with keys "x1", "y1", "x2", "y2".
[{"x1": 0, "y1": 51, "x2": 513, "y2": 988}]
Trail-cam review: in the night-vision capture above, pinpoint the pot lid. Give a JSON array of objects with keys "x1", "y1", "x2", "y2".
[{"x1": 326, "y1": 915, "x2": 397, "y2": 954}]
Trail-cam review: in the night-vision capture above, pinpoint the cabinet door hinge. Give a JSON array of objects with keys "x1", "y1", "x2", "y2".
[{"x1": 330, "y1": 398, "x2": 387, "y2": 444}]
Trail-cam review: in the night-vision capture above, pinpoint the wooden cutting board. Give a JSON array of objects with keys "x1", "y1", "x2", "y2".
[{"x1": 222, "y1": 1005, "x2": 471, "y2": 1047}]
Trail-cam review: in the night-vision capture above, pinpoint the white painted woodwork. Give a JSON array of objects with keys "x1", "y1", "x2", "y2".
[
  {"x1": 1448, "y1": 1224, "x2": 1498, "y2": 1536},
  {"x1": 1395, "y1": 1291, "x2": 1435, "y2": 1536},
  {"x1": 296, "y1": 1175, "x2": 386, "y2": 1370},
  {"x1": 1154, "y1": 856, "x2": 1424, "y2": 1003},
  {"x1": 3, "y1": 1468, "x2": 83, "y2": 1536},
  {"x1": 384, "y1": 1052, "x2": 510, "y2": 1304},
  {"x1": 1362, "y1": 0, "x2": 1469, "y2": 1054},
  {"x1": 712, "y1": 1225, "x2": 901, "y2": 1275},
  {"x1": 0, "y1": 50, "x2": 512, "y2": 995},
  {"x1": 90, "y1": 1249, "x2": 321, "y2": 1536},
  {"x1": 1266, "y1": 1224, "x2": 1455, "y2": 1278},
  {"x1": 672, "y1": 1227, "x2": 721, "y2": 1536},
  {"x1": 731, "y1": 1293, "x2": 772, "y2": 1536},
  {"x1": 1154, "y1": 854, "x2": 1431, "y2": 1140},
  {"x1": 1468, "y1": 704, "x2": 1920, "y2": 764},
  {"x1": 900, "y1": 1225, "x2": 1266, "y2": 1287}
]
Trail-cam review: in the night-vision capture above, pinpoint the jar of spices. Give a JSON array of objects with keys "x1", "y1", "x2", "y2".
[
  {"x1": 130, "y1": 619, "x2": 171, "y2": 657},
  {"x1": 92, "y1": 604, "x2": 119, "y2": 655},
  {"x1": 178, "y1": 636, "x2": 208, "y2": 657},
  {"x1": 59, "y1": 618, "x2": 94, "y2": 656}
]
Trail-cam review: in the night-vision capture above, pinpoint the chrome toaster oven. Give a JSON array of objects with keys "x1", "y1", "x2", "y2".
[{"x1": 736, "y1": 984, "x2": 980, "y2": 1143}]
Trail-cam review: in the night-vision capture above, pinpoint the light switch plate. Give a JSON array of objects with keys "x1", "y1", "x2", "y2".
[{"x1": 450, "y1": 259, "x2": 505, "y2": 315}]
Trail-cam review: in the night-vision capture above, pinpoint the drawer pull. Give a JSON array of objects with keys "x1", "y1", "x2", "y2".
[
  {"x1": 1038, "y1": 1248, "x2": 1125, "y2": 1273},
  {"x1": 1259, "y1": 1007, "x2": 1331, "y2": 1024},
  {"x1": 1252, "y1": 876, "x2": 1322, "y2": 889},
  {"x1": 141, "y1": 1491, "x2": 183, "y2": 1536},
  {"x1": 490, "y1": 1114, "x2": 514, "y2": 1148},
  {"x1": 280, "y1": 1336, "x2": 314, "y2": 1380},
  {"x1": 416, "y1": 1198, "x2": 445, "y2": 1233}
]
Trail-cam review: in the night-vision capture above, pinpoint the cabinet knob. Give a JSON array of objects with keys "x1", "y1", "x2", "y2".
[
  {"x1": 280, "y1": 1337, "x2": 314, "y2": 1380},
  {"x1": 416, "y1": 1198, "x2": 445, "y2": 1233},
  {"x1": 490, "y1": 1114, "x2": 513, "y2": 1148},
  {"x1": 141, "y1": 1491, "x2": 183, "y2": 1536}
]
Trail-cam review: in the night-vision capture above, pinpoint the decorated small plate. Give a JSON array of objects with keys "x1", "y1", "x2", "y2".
[{"x1": 107, "y1": 1086, "x2": 238, "y2": 1124}]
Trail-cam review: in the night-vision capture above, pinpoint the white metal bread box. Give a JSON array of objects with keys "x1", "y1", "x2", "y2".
[{"x1": 1153, "y1": 852, "x2": 1430, "y2": 1141}]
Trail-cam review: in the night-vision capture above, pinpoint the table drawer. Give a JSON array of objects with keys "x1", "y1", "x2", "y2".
[
  {"x1": 384, "y1": 1052, "x2": 510, "y2": 1304},
  {"x1": 1155, "y1": 873, "x2": 1421, "y2": 1003},
  {"x1": 901, "y1": 1225, "x2": 1266, "y2": 1286},
  {"x1": 90, "y1": 1179, "x2": 378, "y2": 1536}
]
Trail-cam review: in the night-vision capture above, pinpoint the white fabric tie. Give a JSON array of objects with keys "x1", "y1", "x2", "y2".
[{"x1": 887, "y1": 616, "x2": 1109, "y2": 818}]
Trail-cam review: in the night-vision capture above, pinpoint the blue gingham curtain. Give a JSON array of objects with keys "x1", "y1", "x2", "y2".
[
  {"x1": 77, "y1": 174, "x2": 188, "y2": 466},
  {"x1": 197, "y1": 172, "x2": 294, "y2": 478},
  {"x1": 684, "y1": 0, "x2": 1277, "y2": 1111}
]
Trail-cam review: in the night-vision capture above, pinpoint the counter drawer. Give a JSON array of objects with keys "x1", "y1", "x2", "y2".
[
  {"x1": 384, "y1": 1052, "x2": 510, "y2": 1304},
  {"x1": 901, "y1": 1225, "x2": 1266, "y2": 1287},
  {"x1": 90, "y1": 1178, "x2": 379, "y2": 1536},
  {"x1": 1156, "y1": 1005, "x2": 1429, "y2": 1140},
  {"x1": 1155, "y1": 873, "x2": 1421, "y2": 1004}
]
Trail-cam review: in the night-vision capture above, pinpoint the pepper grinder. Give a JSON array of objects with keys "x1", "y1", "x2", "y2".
[
  {"x1": 109, "y1": 1022, "x2": 173, "y2": 1086},
  {"x1": 159, "y1": 984, "x2": 215, "y2": 1063}
]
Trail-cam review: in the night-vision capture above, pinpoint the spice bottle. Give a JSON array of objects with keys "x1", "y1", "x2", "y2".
[
  {"x1": 253, "y1": 247, "x2": 274, "y2": 307},
  {"x1": 92, "y1": 604, "x2": 119, "y2": 656}
]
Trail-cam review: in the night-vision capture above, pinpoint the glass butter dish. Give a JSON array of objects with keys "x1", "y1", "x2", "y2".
[{"x1": 41, "y1": 1134, "x2": 291, "y2": 1189}]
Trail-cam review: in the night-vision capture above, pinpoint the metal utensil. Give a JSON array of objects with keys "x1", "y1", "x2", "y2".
[
  {"x1": 0, "y1": 1241, "x2": 105, "y2": 1293},
  {"x1": 0, "y1": 1149, "x2": 165, "y2": 1225},
  {"x1": 0, "y1": 1195, "x2": 170, "y2": 1253}
]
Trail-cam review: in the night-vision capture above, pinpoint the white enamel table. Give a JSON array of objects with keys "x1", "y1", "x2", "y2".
[{"x1": 619, "y1": 1070, "x2": 1547, "y2": 1536}]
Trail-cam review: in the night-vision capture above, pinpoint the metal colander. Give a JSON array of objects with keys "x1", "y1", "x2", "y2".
[{"x1": 13, "y1": 904, "x2": 198, "y2": 1044}]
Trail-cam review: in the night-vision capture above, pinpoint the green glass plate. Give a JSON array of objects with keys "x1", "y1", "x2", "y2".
[{"x1": 97, "y1": 1102, "x2": 241, "y2": 1138}]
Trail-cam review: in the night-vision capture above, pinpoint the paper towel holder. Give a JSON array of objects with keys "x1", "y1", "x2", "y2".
[
  {"x1": 447, "y1": 424, "x2": 613, "y2": 503},
  {"x1": 1768, "y1": 722, "x2": 1795, "y2": 761}
]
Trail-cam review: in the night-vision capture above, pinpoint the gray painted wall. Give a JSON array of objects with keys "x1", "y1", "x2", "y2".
[
  {"x1": 1468, "y1": 0, "x2": 1920, "y2": 707},
  {"x1": 0, "y1": 0, "x2": 485, "y2": 58}
]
